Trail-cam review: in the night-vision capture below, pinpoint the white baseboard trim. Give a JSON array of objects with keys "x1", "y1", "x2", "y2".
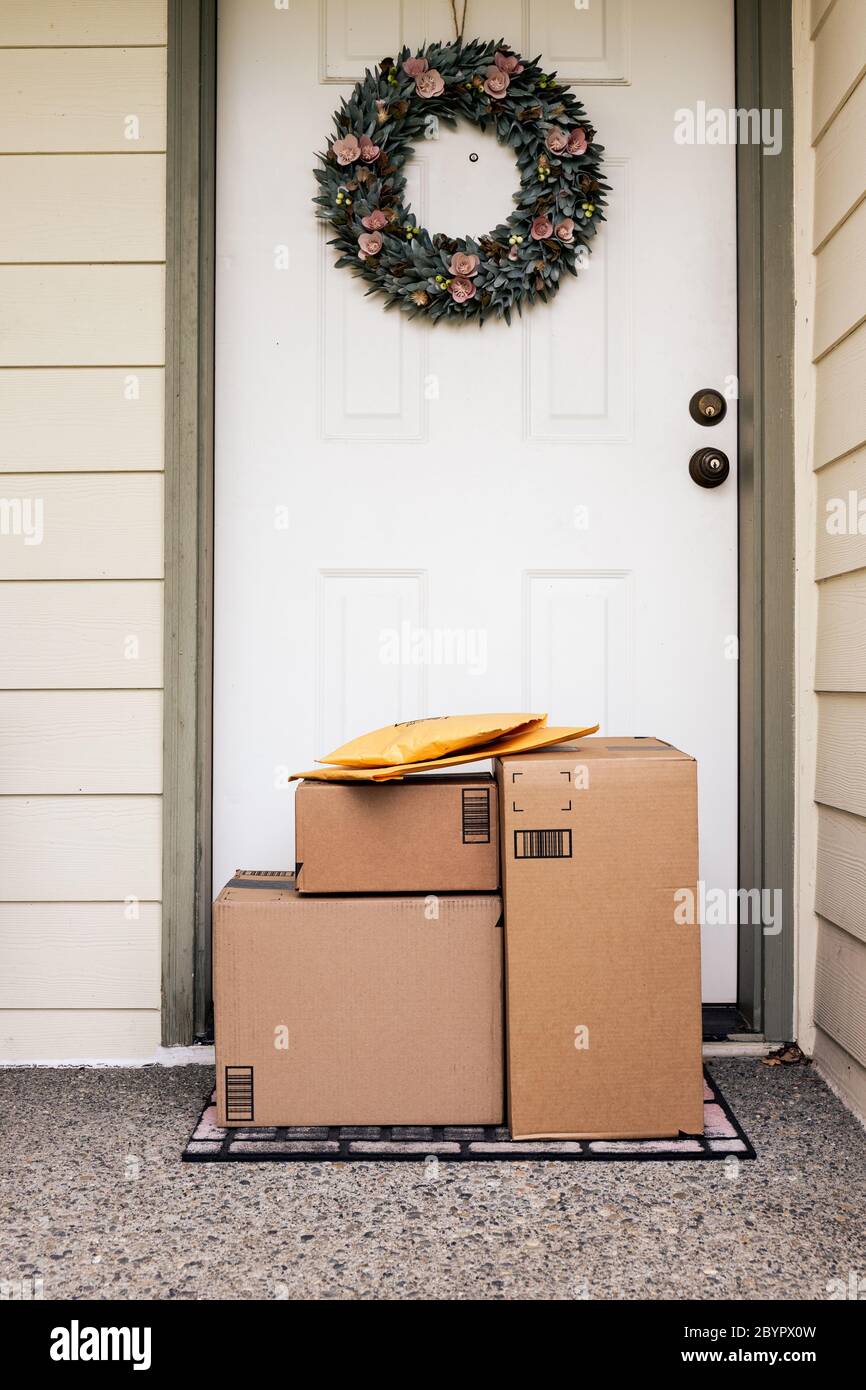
[
  {"x1": 4, "y1": 1042, "x2": 773, "y2": 1068},
  {"x1": 0, "y1": 1044, "x2": 216, "y2": 1069}
]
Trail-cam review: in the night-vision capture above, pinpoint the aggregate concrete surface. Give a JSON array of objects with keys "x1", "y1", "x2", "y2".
[{"x1": 1, "y1": 1059, "x2": 863, "y2": 1300}]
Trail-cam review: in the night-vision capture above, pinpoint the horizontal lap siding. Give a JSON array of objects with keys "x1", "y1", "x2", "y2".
[
  {"x1": 0, "y1": 2, "x2": 166, "y2": 47},
  {"x1": 0, "y1": 155, "x2": 166, "y2": 263},
  {"x1": 815, "y1": 570, "x2": 866, "y2": 689},
  {"x1": 0, "y1": 48, "x2": 166, "y2": 152},
  {"x1": 0, "y1": 796, "x2": 162, "y2": 900},
  {"x1": 0, "y1": 3, "x2": 167, "y2": 1058},
  {"x1": 0, "y1": 369, "x2": 164, "y2": 472},
  {"x1": 813, "y1": 321, "x2": 866, "y2": 468},
  {"x1": 0, "y1": 1011, "x2": 161, "y2": 1062},
  {"x1": 0, "y1": 473, "x2": 163, "y2": 579},
  {"x1": 810, "y1": 5, "x2": 866, "y2": 1114},
  {"x1": 0, "y1": 266, "x2": 165, "y2": 365},
  {"x1": 0, "y1": 582, "x2": 163, "y2": 687},
  {"x1": 0, "y1": 691, "x2": 162, "y2": 793},
  {"x1": 815, "y1": 805, "x2": 866, "y2": 946},
  {"x1": 814, "y1": 920, "x2": 866, "y2": 1069},
  {"x1": 812, "y1": 0, "x2": 866, "y2": 142},
  {"x1": 0, "y1": 904, "x2": 161, "y2": 1009}
]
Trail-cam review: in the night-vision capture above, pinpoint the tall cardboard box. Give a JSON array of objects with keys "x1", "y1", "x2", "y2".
[
  {"x1": 213, "y1": 873, "x2": 504, "y2": 1126},
  {"x1": 295, "y1": 773, "x2": 499, "y2": 893},
  {"x1": 496, "y1": 737, "x2": 703, "y2": 1140}
]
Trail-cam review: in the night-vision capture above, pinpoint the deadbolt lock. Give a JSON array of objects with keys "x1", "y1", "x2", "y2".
[{"x1": 689, "y1": 388, "x2": 727, "y2": 425}]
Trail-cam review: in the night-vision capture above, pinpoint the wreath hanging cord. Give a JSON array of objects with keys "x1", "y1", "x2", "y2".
[{"x1": 313, "y1": 37, "x2": 608, "y2": 325}]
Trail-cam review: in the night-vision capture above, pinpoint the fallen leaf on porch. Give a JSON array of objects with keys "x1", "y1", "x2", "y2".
[{"x1": 762, "y1": 1043, "x2": 808, "y2": 1067}]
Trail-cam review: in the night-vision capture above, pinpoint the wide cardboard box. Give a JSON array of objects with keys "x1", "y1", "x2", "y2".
[
  {"x1": 295, "y1": 773, "x2": 499, "y2": 893},
  {"x1": 496, "y1": 737, "x2": 703, "y2": 1140},
  {"x1": 213, "y1": 873, "x2": 504, "y2": 1126}
]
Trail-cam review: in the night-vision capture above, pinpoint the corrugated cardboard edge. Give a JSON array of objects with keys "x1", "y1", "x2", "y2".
[{"x1": 510, "y1": 1126, "x2": 699, "y2": 1141}]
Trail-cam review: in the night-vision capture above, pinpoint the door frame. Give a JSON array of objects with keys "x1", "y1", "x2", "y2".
[{"x1": 162, "y1": 0, "x2": 795, "y2": 1044}]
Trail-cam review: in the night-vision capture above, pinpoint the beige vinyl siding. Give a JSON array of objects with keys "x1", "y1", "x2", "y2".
[
  {"x1": 813, "y1": 195, "x2": 866, "y2": 357},
  {"x1": 0, "y1": 369, "x2": 164, "y2": 472},
  {"x1": 0, "y1": 2, "x2": 166, "y2": 1058},
  {"x1": 0, "y1": 796, "x2": 161, "y2": 901},
  {"x1": 0, "y1": 582, "x2": 163, "y2": 687},
  {"x1": 813, "y1": 67, "x2": 866, "y2": 249},
  {"x1": 805, "y1": 0, "x2": 866, "y2": 1117},
  {"x1": 0, "y1": 48, "x2": 166, "y2": 152},
  {"x1": 814, "y1": 919, "x2": 866, "y2": 1069},
  {"x1": 0, "y1": 474, "x2": 163, "y2": 579},
  {"x1": 0, "y1": 904, "x2": 161, "y2": 1009},
  {"x1": 0, "y1": 1011, "x2": 161, "y2": 1062},
  {"x1": 0, "y1": 266, "x2": 165, "y2": 365},
  {"x1": 815, "y1": 449, "x2": 866, "y2": 578},
  {"x1": 816, "y1": 805, "x2": 866, "y2": 946},
  {"x1": 816, "y1": 570, "x2": 866, "y2": 689},
  {"x1": 811, "y1": 0, "x2": 835, "y2": 41},
  {"x1": 0, "y1": 155, "x2": 166, "y2": 263},
  {"x1": 0, "y1": 1, "x2": 167, "y2": 47},
  {"x1": 813, "y1": 321, "x2": 866, "y2": 468},
  {"x1": 811, "y1": 0, "x2": 866, "y2": 142},
  {"x1": 0, "y1": 691, "x2": 162, "y2": 794}
]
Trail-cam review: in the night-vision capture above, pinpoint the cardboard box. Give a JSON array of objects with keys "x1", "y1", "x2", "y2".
[
  {"x1": 496, "y1": 737, "x2": 704, "y2": 1140},
  {"x1": 213, "y1": 873, "x2": 504, "y2": 1126},
  {"x1": 295, "y1": 773, "x2": 499, "y2": 893}
]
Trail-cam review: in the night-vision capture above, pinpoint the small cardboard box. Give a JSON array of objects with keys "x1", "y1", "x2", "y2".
[
  {"x1": 496, "y1": 737, "x2": 704, "y2": 1140},
  {"x1": 213, "y1": 873, "x2": 504, "y2": 1126},
  {"x1": 295, "y1": 773, "x2": 499, "y2": 893}
]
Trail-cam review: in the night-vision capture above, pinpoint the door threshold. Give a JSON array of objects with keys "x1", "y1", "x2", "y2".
[{"x1": 703, "y1": 1038, "x2": 780, "y2": 1057}]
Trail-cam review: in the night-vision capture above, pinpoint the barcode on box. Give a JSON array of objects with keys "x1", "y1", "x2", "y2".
[
  {"x1": 225, "y1": 1065, "x2": 254, "y2": 1122},
  {"x1": 462, "y1": 787, "x2": 491, "y2": 843},
  {"x1": 514, "y1": 828, "x2": 572, "y2": 860}
]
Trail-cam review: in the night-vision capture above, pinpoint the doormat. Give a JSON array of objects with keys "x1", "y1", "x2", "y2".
[{"x1": 182, "y1": 1069, "x2": 755, "y2": 1163}]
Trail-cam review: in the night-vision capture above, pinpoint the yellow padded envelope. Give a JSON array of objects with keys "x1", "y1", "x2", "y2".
[
  {"x1": 291, "y1": 723, "x2": 599, "y2": 782},
  {"x1": 319, "y1": 712, "x2": 547, "y2": 768}
]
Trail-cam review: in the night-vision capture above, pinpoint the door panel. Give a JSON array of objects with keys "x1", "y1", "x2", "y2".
[{"x1": 215, "y1": 0, "x2": 739, "y2": 999}]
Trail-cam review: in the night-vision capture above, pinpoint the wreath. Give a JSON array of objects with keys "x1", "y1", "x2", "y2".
[{"x1": 313, "y1": 37, "x2": 608, "y2": 325}]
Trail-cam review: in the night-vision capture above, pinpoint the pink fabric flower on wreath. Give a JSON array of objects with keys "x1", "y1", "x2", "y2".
[
  {"x1": 483, "y1": 65, "x2": 510, "y2": 99},
  {"x1": 567, "y1": 127, "x2": 588, "y2": 156},
  {"x1": 359, "y1": 135, "x2": 381, "y2": 162},
  {"x1": 361, "y1": 209, "x2": 388, "y2": 231},
  {"x1": 555, "y1": 218, "x2": 575, "y2": 244},
  {"x1": 545, "y1": 127, "x2": 569, "y2": 154},
  {"x1": 403, "y1": 55, "x2": 429, "y2": 78},
  {"x1": 332, "y1": 133, "x2": 361, "y2": 165},
  {"x1": 448, "y1": 252, "x2": 480, "y2": 278},
  {"x1": 449, "y1": 276, "x2": 477, "y2": 303},
  {"x1": 415, "y1": 69, "x2": 445, "y2": 99},
  {"x1": 494, "y1": 51, "x2": 524, "y2": 76},
  {"x1": 530, "y1": 215, "x2": 554, "y2": 241},
  {"x1": 358, "y1": 231, "x2": 383, "y2": 259}
]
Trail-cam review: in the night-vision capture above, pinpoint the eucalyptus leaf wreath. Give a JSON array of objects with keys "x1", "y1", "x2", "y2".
[{"x1": 313, "y1": 36, "x2": 608, "y2": 325}]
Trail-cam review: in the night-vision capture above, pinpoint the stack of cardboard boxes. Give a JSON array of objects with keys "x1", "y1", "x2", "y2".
[{"x1": 214, "y1": 737, "x2": 705, "y2": 1139}]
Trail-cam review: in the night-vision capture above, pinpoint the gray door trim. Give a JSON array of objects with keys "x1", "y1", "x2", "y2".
[
  {"x1": 162, "y1": 0, "x2": 796, "y2": 1043},
  {"x1": 163, "y1": 0, "x2": 216, "y2": 1042},
  {"x1": 735, "y1": 0, "x2": 795, "y2": 1038}
]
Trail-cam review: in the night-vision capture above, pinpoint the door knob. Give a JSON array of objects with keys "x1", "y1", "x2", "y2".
[
  {"x1": 689, "y1": 388, "x2": 727, "y2": 425},
  {"x1": 690, "y1": 447, "x2": 730, "y2": 488}
]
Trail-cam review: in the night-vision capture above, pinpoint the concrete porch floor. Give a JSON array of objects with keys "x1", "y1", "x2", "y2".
[{"x1": 0, "y1": 1059, "x2": 863, "y2": 1301}]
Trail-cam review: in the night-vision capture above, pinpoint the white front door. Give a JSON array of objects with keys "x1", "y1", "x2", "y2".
[{"x1": 214, "y1": 0, "x2": 739, "y2": 1001}]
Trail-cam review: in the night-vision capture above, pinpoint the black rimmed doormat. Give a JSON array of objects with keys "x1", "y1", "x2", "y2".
[{"x1": 182, "y1": 1069, "x2": 755, "y2": 1163}]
